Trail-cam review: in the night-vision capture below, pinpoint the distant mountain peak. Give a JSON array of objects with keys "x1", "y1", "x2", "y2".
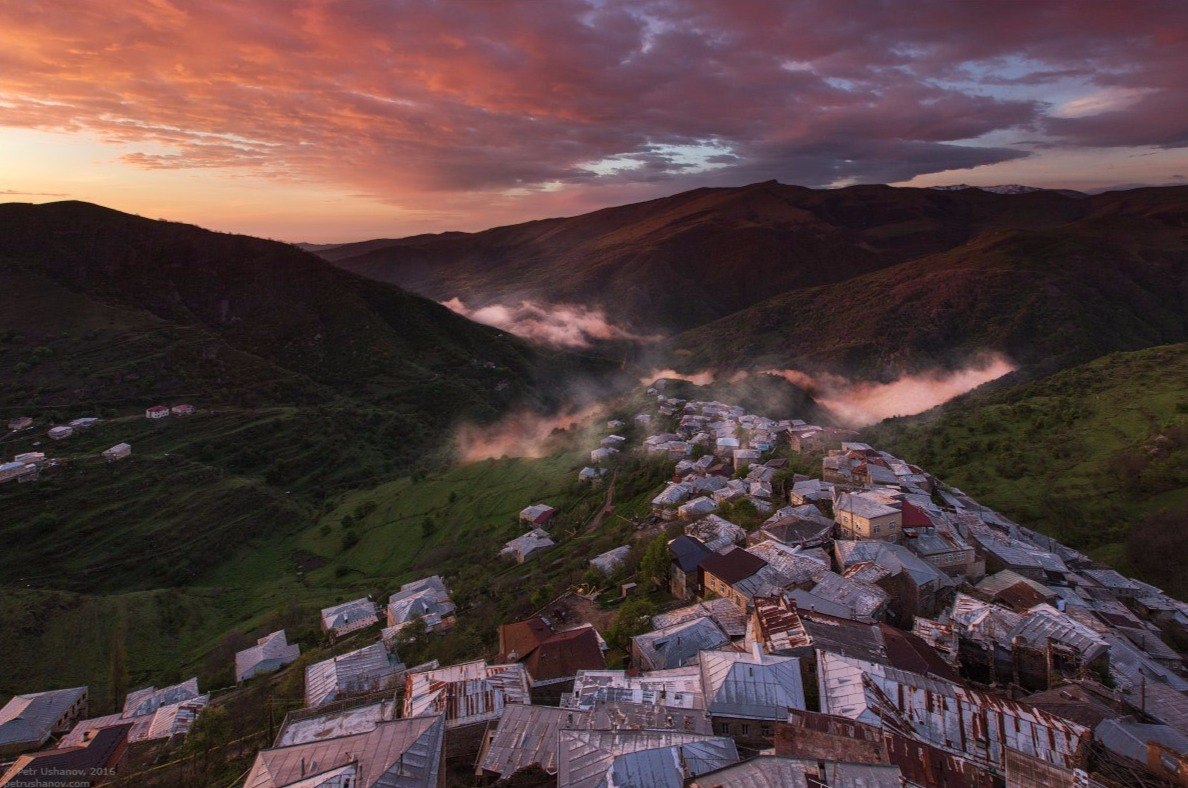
[{"x1": 929, "y1": 183, "x2": 1085, "y2": 196}]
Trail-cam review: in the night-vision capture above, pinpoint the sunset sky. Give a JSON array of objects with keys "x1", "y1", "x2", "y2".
[{"x1": 2, "y1": 1, "x2": 1185, "y2": 241}]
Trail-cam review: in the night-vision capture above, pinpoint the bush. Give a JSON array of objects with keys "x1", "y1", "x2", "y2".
[{"x1": 341, "y1": 531, "x2": 360, "y2": 550}]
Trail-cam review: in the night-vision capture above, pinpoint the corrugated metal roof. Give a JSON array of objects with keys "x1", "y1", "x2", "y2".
[
  {"x1": 245, "y1": 714, "x2": 444, "y2": 788},
  {"x1": 275, "y1": 699, "x2": 399, "y2": 746},
  {"x1": 387, "y1": 576, "x2": 455, "y2": 630},
  {"x1": 122, "y1": 677, "x2": 200, "y2": 718},
  {"x1": 700, "y1": 648, "x2": 805, "y2": 720},
  {"x1": 557, "y1": 729, "x2": 738, "y2": 788},
  {"x1": 685, "y1": 515, "x2": 746, "y2": 554},
  {"x1": 817, "y1": 652, "x2": 1089, "y2": 771},
  {"x1": 479, "y1": 704, "x2": 589, "y2": 778},
  {"x1": 689, "y1": 755, "x2": 904, "y2": 788},
  {"x1": 633, "y1": 617, "x2": 729, "y2": 671},
  {"x1": 751, "y1": 596, "x2": 811, "y2": 654},
  {"x1": 320, "y1": 598, "x2": 378, "y2": 633},
  {"x1": 305, "y1": 642, "x2": 404, "y2": 708},
  {"x1": 1096, "y1": 718, "x2": 1188, "y2": 764},
  {"x1": 236, "y1": 630, "x2": 300, "y2": 682},
  {"x1": 402, "y1": 660, "x2": 529, "y2": 729},
  {"x1": 591, "y1": 546, "x2": 632, "y2": 574},
  {"x1": 652, "y1": 598, "x2": 747, "y2": 639},
  {"x1": 0, "y1": 686, "x2": 87, "y2": 748},
  {"x1": 566, "y1": 668, "x2": 706, "y2": 711}
]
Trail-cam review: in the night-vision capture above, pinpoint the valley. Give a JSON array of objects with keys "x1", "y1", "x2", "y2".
[{"x1": 0, "y1": 188, "x2": 1185, "y2": 787}]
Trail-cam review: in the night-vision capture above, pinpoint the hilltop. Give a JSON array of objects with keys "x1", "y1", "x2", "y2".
[
  {"x1": 311, "y1": 183, "x2": 1187, "y2": 381},
  {"x1": 668, "y1": 199, "x2": 1187, "y2": 378}
]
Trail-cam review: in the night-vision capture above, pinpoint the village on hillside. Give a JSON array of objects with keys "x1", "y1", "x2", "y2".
[{"x1": 1, "y1": 381, "x2": 1186, "y2": 787}]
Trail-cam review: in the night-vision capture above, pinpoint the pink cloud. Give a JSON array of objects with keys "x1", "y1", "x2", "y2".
[
  {"x1": 762, "y1": 354, "x2": 1017, "y2": 427},
  {"x1": 0, "y1": 1, "x2": 1183, "y2": 234},
  {"x1": 441, "y1": 297, "x2": 660, "y2": 348}
]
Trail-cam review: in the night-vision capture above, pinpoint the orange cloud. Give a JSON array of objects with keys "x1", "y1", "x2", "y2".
[{"x1": 0, "y1": 2, "x2": 1184, "y2": 239}]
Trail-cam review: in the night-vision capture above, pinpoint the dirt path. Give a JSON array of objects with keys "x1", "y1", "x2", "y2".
[{"x1": 584, "y1": 470, "x2": 617, "y2": 533}]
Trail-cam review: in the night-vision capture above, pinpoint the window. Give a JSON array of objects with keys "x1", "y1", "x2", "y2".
[
  {"x1": 872, "y1": 524, "x2": 881, "y2": 534},
  {"x1": 740, "y1": 723, "x2": 750, "y2": 735},
  {"x1": 761, "y1": 724, "x2": 772, "y2": 736}
]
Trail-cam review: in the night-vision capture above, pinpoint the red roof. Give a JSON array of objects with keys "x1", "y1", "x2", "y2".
[
  {"x1": 878, "y1": 624, "x2": 963, "y2": 683},
  {"x1": 521, "y1": 626, "x2": 606, "y2": 682},
  {"x1": 498, "y1": 616, "x2": 553, "y2": 662},
  {"x1": 900, "y1": 501, "x2": 933, "y2": 528}
]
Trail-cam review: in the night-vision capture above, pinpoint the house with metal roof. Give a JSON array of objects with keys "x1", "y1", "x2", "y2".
[
  {"x1": 700, "y1": 548, "x2": 789, "y2": 612},
  {"x1": 319, "y1": 597, "x2": 379, "y2": 639},
  {"x1": 964, "y1": 524, "x2": 1070, "y2": 584},
  {"x1": 669, "y1": 536, "x2": 713, "y2": 600},
  {"x1": 833, "y1": 491, "x2": 902, "y2": 541},
  {"x1": 744, "y1": 541, "x2": 829, "y2": 587},
  {"x1": 520, "y1": 503, "x2": 557, "y2": 525},
  {"x1": 304, "y1": 642, "x2": 406, "y2": 708},
  {"x1": 578, "y1": 466, "x2": 607, "y2": 482},
  {"x1": 974, "y1": 569, "x2": 1057, "y2": 611},
  {"x1": 632, "y1": 617, "x2": 730, "y2": 671},
  {"x1": 386, "y1": 575, "x2": 456, "y2": 635},
  {"x1": 101, "y1": 442, "x2": 131, "y2": 462},
  {"x1": 556, "y1": 729, "x2": 739, "y2": 788},
  {"x1": 688, "y1": 755, "x2": 904, "y2": 788},
  {"x1": 60, "y1": 679, "x2": 208, "y2": 747},
  {"x1": 652, "y1": 597, "x2": 747, "y2": 640},
  {"x1": 273, "y1": 698, "x2": 400, "y2": 747},
  {"x1": 803, "y1": 570, "x2": 890, "y2": 622},
  {"x1": 0, "y1": 722, "x2": 130, "y2": 788},
  {"x1": 477, "y1": 704, "x2": 590, "y2": 781},
  {"x1": 499, "y1": 528, "x2": 556, "y2": 563},
  {"x1": 235, "y1": 630, "x2": 300, "y2": 683},
  {"x1": 564, "y1": 668, "x2": 706, "y2": 712},
  {"x1": 679, "y1": 496, "x2": 719, "y2": 521},
  {"x1": 757, "y1": 508, "x2": 834, "y2": 549},
  {"x1": 590, "y1": 446, "x2": 619, "y2": 463},
  {"x1": 652, "y1": 482, "x2": 694, "y2": 519},
  {"x1": 403, "y1": 660, "x2": 530, "y2": 732},
  {"x1": 498, "y1": 618, "x2": 607, "y2": 702},
  {"x1": 700, "y1": 645, "x2": 806, "y2": 746},
  {"x1": 684, "y1": 514, "x2": 745, "y2": 554},
  {"x1": 816, "y1": 651, "x2": 1089, "y2": 773},
  {"x1": 589, "y1": 545, "x2": 631, "y2": 575},
  {"x1": 834, "y1": 538, "x2": 956, "y2": 621},
  {"x1": 1095, "y1": 718, "x2": 1188, "y2": 781},
  {"x1": 1079, "y1": 569, "x2": 1143, "y2": 600},
  {"x1": 243, "y1": 714, "x2": 445, "y2": 788},
  {"x1": 0, "y1": 686, "x2": 87, "y2": 756}
]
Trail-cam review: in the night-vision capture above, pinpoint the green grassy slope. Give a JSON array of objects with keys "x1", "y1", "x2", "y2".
[
  {"x1": 0, "y1": 201, "x2": 624, "y2": 713},
  {"x1": 863, "y1": 344, "x2": 1188, "y2": 595},
  {"x1": 0, "y1": 405, "x2": 661, "y2": 711}
]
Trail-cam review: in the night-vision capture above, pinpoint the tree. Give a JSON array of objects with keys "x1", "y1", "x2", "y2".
[
  {"x1": 395, "y1": 616, "x2": 429, "y2": 665},
  {"x1": 422, "y1": 517, "x2": 437, "y2": 538},
  {"x1": 606, "y1": 597, "x2": 657, "y2": 651},
  {"x1": 639, "y1": 535, "x2": 671, "y2": 589}
]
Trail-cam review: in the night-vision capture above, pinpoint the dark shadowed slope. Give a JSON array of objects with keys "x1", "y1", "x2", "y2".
[
  {"x1": 0, "y1": 200, "x2": 592, "y2": 414},
  {"x1": 314, "y1": 181, "x2": 1136, "y2": 335},
  {"x1": 666, "y1": 187, "x2": 1188, "y2": 378}
]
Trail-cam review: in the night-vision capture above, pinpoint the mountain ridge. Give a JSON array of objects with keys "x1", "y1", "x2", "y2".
[{"x1": 309, "y1": 182, "x2": 1184, "y2": 337}]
